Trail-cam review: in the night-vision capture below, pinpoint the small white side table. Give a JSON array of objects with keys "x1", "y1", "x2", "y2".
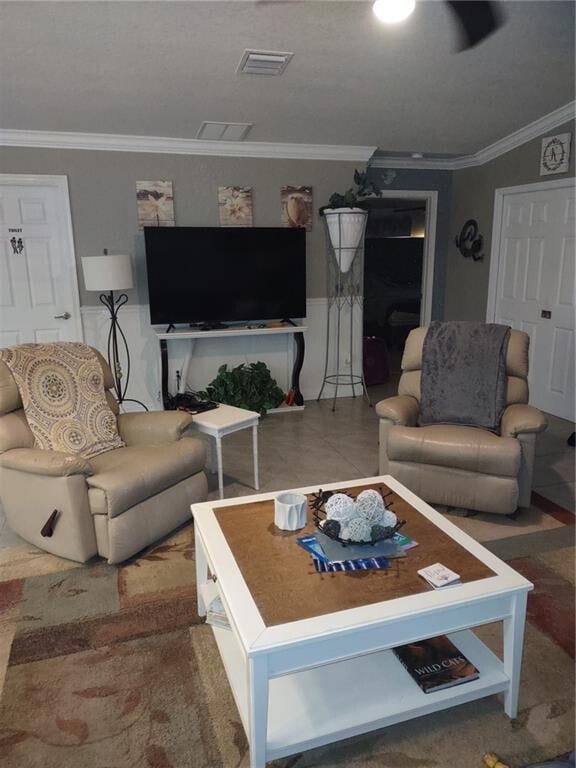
[{"x1": 188, "y1": 403, "x2": 260, "y2": 499}]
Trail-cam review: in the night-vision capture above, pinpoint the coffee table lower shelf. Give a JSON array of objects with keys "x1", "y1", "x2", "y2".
[{"x1": 209, "y1": 621, "x2": 509, "y2": 762}]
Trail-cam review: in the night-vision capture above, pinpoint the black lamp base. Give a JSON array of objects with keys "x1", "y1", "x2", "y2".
[{"x1": 99, "y1": 290, "x2": 149, "y2": 411}]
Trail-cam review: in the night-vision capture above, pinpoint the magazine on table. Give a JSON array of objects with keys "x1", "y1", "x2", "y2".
[
  {"x1": 297, "y1": 531, "x2": 419, "y2": 572},
  {"x1": 206, "y1": 596, "x2": 230, "y2": 630},
  {"x1": 312, "y1": 555, "x2": 389, "y2": 572},
  {"x1": 314, "y1": 530, "x2": 417, "y2": 563}
]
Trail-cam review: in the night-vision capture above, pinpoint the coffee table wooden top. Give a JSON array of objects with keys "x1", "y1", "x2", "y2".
[
  {"x1": 213, "y1": 481, "x2": 494, "y2": 626},
  {"x1": 191, "y1": 475, "x2": 532, "y2": 653}
]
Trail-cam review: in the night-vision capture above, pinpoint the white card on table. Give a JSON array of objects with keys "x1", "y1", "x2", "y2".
[{"x1": 417, "y1": 563, "x2": 461, "y2": 588}]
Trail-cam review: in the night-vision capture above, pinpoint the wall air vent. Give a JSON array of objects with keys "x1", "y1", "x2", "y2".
[
  {"x1": 237, "y1": 49, "x2": 294, "y2": 76},
  {"x1": 196, "y1": 122, "x2": 253, "y2": 141}
]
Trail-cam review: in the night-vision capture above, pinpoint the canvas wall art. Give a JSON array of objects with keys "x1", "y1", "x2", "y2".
[
  {"x1": 218, "y1": 186, "x2": 254, "y2": 226},
  {"x1": 281, "y1": 185, "x2": 313, "y2": 231},
  {"x1": 136, "y1": 181, "x2": 175, "y2": 229}
]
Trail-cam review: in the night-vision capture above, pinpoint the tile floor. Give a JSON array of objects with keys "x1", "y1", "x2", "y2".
[
  {"x1": 0, "y1": 385, "x2": 573, "y2": 554},
  {"x1": 209, "y1": 387, "x2": 575, "y2": 515},
  {"x1": 205, "y1": 384, "x2": 392, "y2": 500},
  {"x1": 532, "y1": 412, "x2": 576, "y2": 509}
]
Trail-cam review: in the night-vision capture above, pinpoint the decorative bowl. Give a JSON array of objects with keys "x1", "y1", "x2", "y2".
[{"x1": 310, "y1": 486, "x2": 405, "y2": 547}]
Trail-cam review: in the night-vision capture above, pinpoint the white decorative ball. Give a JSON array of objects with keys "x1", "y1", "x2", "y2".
[
  {"x1": 355, "y1": 489, "x2": 385, "y2": 524},
  {"x1": 382, "y1": 509, "x2": 398, "y2": 528},
  {"x1": 346, "y1": 516, "x2": 372, "y2": 542},
  {"x1": 325, "y1": 493, "x2": 356, "y2": 522}
]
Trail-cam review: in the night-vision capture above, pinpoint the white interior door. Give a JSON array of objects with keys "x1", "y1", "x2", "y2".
[
  {"x1": 0, "y1": 175, "x2": 83, "y2": 347},
  {"x1": 490, "y1": 179, "x2": 575, "y2": 421}
]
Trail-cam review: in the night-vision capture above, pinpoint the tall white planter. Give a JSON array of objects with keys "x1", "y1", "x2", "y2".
[{"x1": 324, "y1": 208, "x2": 367, "y2": 273}]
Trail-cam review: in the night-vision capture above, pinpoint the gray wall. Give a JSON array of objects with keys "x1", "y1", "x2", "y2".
[
  {"x1": 366, "y1": 167, "x2": 452, "y2": 320},
  {"x1": 445, "y1": 119, "x2": 576, "y2": 320},
  {"x1": 3, "y1": 126, "x2": 571, "y2": 321},
  {"x1": 0, "y1": 147, "x2": 362, "y2": 304}
]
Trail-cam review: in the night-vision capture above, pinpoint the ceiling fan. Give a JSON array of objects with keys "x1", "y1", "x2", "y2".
[
  {"x1": 444, "y1": 1, "x2": 505, "y2": 51},
  {"x1": 371, "y1": 0, "x2": 505, "y2": 50},
  {"x1": 259, "y1": 1, "x2": 505, "y2": 53}
]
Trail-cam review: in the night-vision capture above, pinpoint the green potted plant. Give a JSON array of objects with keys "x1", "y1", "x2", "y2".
[{"x1": 199, "y1": 361, "x2": 285, "y2": 415}]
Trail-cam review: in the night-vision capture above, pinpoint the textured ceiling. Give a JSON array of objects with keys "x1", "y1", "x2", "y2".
[{"x1": 0, "y1": 1, "x2": 574, "y2": 154}]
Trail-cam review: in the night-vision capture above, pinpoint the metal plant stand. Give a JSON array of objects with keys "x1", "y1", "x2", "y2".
[{"x1": 317, "y1": 210, "x2": 370, "y2": 411}]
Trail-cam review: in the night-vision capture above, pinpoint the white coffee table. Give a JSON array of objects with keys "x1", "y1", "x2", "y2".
[
  {"x1": 188, "y1": 403, "x2": 260, "y2": 499},
  {"x1": 191, "y1": 475, "x2": 532, "y2": 768}
]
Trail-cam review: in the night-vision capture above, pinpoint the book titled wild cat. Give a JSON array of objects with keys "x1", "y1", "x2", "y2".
[{"x1": 393, "y1": 635, "x2": 479, "y2": 693}]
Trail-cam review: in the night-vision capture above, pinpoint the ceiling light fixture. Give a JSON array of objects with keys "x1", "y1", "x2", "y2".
[{"x1": 373, "y1": 0, "x2": 416, "y2": 24}]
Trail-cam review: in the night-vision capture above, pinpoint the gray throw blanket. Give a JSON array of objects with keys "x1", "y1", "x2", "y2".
[{"x1": 419, "y1": 321, "x2": 511, "y2": 432}]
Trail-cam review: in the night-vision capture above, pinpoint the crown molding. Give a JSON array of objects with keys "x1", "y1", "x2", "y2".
[
  {"x1": 473, "y1": 101, "x2": 575, "y2": 166},
  {"x1": 2, "y1": 101, "x2": 573, "y2": 167},
  {"x1": 370, "y1": 101, "x2": 575, "y2": 171},
  {"x1": 369, "y1": 155, "x2": 464, "y2": 171},
  {"x1": 0, "y1": 128, "x2": 376, "y2": 162}
]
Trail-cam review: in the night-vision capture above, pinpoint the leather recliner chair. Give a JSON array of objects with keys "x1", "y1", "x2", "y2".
[
  {"x1": 377, "y1": 327, "x2": 547, "y2": 516},
  {"x1": 0, "y1": 349, "x2": 208, "y2": 563}
]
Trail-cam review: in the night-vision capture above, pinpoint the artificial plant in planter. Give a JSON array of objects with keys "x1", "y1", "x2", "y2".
[
  {"x1": 199, "y1": 362, "x2": 285, "y2": 415},
  {"x1": 319, "y1": 170, "x2": 380, "y2": 273}
]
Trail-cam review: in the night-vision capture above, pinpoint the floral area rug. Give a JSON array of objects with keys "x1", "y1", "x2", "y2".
[{"x1": 0, "y1": 524, "x2": 573, "y2": 768}]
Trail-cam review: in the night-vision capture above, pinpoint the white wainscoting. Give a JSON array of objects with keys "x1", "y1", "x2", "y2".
[{"x1": 81, "y1": 299, "x2": 364, "y2": 411}]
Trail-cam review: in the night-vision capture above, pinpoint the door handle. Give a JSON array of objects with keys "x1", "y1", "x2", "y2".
[
  {"x1": 540, "y1": 310, "x2": 552, "y2": 319},
  {"x1": 54, "y1": 312, "x2": 71, "y2": 320}
]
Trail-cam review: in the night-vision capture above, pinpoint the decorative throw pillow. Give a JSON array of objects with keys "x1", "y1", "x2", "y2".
[{"x1": 0, "y1": 342, "x2": 124, "y2": 458}]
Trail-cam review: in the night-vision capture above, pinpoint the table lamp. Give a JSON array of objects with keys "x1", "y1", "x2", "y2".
[{"x1": 82, "y1": 249, "x2": 148, "y2": 410}]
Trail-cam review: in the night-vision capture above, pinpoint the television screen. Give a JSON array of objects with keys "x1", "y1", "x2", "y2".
[{"x1": 144, "y1": 226, "x2": 306, "y2": 325}]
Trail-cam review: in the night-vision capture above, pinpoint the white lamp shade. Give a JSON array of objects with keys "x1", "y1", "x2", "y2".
[
  {"x1": 82, "y1": 254, "x2": 134, "y2": 291},
  {"x1": 324, "y1": 208, "x2": 367, "y2": 273}
]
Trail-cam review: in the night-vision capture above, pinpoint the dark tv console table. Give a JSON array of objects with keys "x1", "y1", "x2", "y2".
[{"x1": 154, "y1": 322, "x2": 307, "y2": 412}]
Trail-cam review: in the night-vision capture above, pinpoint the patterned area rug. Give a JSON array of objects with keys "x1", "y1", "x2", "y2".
[
  {"x1": 0, "y1": 522, "x2": 574, "y2": 768},
  {"x1": 441, "y1": 492, "x2": 573, "y2": 544}
]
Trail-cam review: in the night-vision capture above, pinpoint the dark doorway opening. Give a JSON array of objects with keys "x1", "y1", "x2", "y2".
[{"x1": 363, "y1": 199, "x2": 425, "y2": 390}]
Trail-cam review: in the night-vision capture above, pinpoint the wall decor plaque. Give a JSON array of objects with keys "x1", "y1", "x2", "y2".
[{"x1": 540, "y1": 133, "x2": 571, "y2": 176}]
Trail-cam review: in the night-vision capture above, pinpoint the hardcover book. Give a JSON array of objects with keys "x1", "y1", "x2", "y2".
[{"x1": 393, "y1": 635, "x2": 479, "y2": 693}]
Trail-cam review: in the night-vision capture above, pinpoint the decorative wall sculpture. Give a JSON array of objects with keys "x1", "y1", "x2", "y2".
[{"x1": 454, "y1": 219, "x2": 484, "y2": 261}]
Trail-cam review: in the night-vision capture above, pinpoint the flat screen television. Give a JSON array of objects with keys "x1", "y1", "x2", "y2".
[{"x1": 144, "y1": 226, "x2": 306, "y2": 325}]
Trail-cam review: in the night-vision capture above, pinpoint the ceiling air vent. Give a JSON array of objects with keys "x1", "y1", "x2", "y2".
[
  {"x1": 237, "y1": 49, "x2": 294, "y2": 76},
  {"x1": 196, "y1": 122, "x2": 253, "y2": 141}
]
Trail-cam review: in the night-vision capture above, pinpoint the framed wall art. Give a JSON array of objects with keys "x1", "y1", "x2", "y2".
[
  {"x1": 218, "y1": 186, "x2": 254, "y2": 226},
  {"x1": 136, "y1": 181, "x2": 175, "y2": 229},
  {"x1": 281, "y1": 185, "x2": 313, "y2": 231}
]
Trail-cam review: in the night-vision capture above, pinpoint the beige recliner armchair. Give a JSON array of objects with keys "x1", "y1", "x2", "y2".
[
  {"x1": 377, "y1": 327, "x2": 547, "y2": 516},
  {"x1": 0, "y1": 350, "x2": 208, "y2": 563}
]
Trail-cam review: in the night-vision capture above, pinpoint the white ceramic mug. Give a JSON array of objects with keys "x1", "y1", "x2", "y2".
[{"x1": 274, "y1": 492, "x2": 307, "y2": 531}]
